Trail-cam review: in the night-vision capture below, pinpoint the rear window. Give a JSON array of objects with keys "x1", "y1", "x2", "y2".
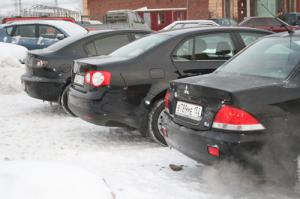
[
  {"x1": 110, "y1": 34, "x2": 171, "y2": 57},
  {"x1": 217, "y1": 36, "x2": 300, "y2": 79}
]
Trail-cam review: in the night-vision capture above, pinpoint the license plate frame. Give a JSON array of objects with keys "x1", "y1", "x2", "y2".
[
  {"x1": 74, "y1": 74, "x2": 84, "y2": 86},
  {"x1": 175, "y1": 101, "x2": 202, "y2": 121}
]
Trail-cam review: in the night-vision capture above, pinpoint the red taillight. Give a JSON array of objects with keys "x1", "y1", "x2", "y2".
[
  {"x1": 84, "y1": 71, "x2": 111, "y2": 87},
  {"x1": 212, "y1": 105, "x2": 265, "y2": 131},
  {"x1": 207, "y1": 145, "x2": 220, "y2": 157},
  {"x1": 164, "y1": 91, "x2": 170, "y2": 110}
]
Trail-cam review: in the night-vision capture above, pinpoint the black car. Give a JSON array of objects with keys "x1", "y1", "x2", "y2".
[
  {"x1": 68, "y1": 27, "x2": 271, "y2": 145},
  {"x1": 21, "y1": 29, "x2": 150, "y2": 114},
  {"x1": 163, "y1": 31, "x2": 300, "y2": 185}
]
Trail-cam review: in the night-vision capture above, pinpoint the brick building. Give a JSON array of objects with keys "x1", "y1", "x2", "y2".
[{"x1": 83, "y1": 0, "x2": 300, "y2": 22}]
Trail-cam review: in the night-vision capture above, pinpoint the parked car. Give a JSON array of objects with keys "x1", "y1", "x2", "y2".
[
  {"x1": 209, "y1": 18, "x2": 237, "y2": 26},
  {"x1": 2, "y1": 16, "x2": 76, "y2": 24},
  {"x1": 161, "y1": 20, "x2": 219, "y2": 31},
  {"x1": 1, "y1": 20, "x2": 87, "y2": 50},
  {"x1": 239, "y1": 16, "x2": 300, "y2": 32},
  {"x1": 163, "y1": 31, "x2": 300, "y2": 185},
  {"x1": 283, "y1": 12, "x2": 300, "y2": 26},
  {"x1": 67, "y1": 27, "x2": 272, "y2": 145},
  {"x1": 21, "y1": 29, "x2": 151, "y2": 115}
]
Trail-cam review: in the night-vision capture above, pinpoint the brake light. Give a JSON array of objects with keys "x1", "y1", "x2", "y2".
[
  {"x1": 212, "y1": 105, "x2": 265, "y2": 131},
  {"x1": 84, "y1": 71, "x2": 111, "y2": 87},
  {"x1": 207, "y1": 145, "x2": 220, "y2": 157},
  {"x1": 164, "y1": 91, "x2": 170, "y2": 110}
]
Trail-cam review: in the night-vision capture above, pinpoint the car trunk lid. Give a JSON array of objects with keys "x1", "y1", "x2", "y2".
[{"x1": 169, "y1": 73, "x2": 284, "y2": 131}]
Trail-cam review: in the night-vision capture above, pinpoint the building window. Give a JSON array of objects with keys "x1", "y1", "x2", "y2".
[{"x1": 157, "y1": 12, "x2": 165, "y2": 25}]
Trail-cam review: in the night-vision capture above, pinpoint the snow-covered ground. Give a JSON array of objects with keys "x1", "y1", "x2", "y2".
[{"x1": 0, "y1": 49, "x2": 299, "y2": 199}]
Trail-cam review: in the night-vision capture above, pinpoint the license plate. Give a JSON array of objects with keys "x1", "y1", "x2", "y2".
[
  {"x1": 175, "y1": 101, "x2": 202, "y2": 121},
  {"x1": 74, "y1": 74, "x2": 84, "y2": 86}
]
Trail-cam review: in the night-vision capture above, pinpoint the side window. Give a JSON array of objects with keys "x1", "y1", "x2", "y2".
[
  {"x1": 86, "y1": 34, "x2": 130, "y2": 56},
  {"x1": 172, "y1": 23, "x2": 184, "y2": 30},
  {"x1": 133, "y1": 33, "x2": 146, "y2": 40},
  {"x1": 85, "y1": 42, "x2": 97, "y2": 57},
  {"x1": 194, "y1": 33, "x2": 235, "y2": 60},
  {"x1": 253, "y1": 18, "x2": 267, "y2": 26},
  {"x1": 240, "y1": 32, "x2": 266, "y2": 46},
  {"x1": 5, "y1": 26, "x2": 14, "y2": 36},
  {"x1": 173, "y1": 38, "x2": 193, "y2": 61},
  {"x1": 13, "y1": 25, "x2": 36, "y2": 38},
  {"x1": 183, "y1": 23, "x2": 199, "y2": 28},
  {"x1": 39, "y1": 25, "x2": 62, "y2": 39}
]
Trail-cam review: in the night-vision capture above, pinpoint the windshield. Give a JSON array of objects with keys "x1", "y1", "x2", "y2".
[
  {"x1": 217, "y1": 36, "x2": 300, "y2": 79},
  {"x1": 110, "y1": 34, "x2": 171, "y2": 57}
]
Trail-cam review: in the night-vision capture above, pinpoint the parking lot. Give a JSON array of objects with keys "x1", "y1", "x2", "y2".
[{"x1": 0, "y1": 56, "x2": 299, "y2": 199}]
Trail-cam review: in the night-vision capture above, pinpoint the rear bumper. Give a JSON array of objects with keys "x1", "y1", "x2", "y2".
[
  {"x1": 164, "y1": 114, "x2": 265, "y2": 165},
  {"x1": 68, "y1": 86, "x2": 146, "y2": 129},
  {"x1": 21, "y1": 74, "x2": 66, "y2": 102}
]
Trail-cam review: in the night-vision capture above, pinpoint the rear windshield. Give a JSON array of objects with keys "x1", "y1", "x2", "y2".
[
  {"x1": 110, "y1": 34, "x2": 171, "y2": 57},
  {"x1": 217, "y1": 36, "x2": 300, "y2": 79}
]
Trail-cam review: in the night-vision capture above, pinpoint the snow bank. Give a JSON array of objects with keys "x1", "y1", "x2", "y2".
[
  {"x1": 0, "y1": 42, "x2": 27, "y2": 94},
  {"x1": 0, "y1": 161, "x2": 113, "y2": 199}
]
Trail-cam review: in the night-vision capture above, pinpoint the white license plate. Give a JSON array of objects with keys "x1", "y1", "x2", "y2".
[
  {"x1": 175, "y1": 101, "x2": 202, "y2": 121},
  {"x1": 74, "y1": 74, "x2": 84, "y2": 86}
]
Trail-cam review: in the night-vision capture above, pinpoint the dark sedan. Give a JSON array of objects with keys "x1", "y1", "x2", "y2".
[
  {"x1": 21, "y1": 29, "x2": 150, "y2": 115},
  {"x1": 68, "y1": 27, "x2": 271, "y2": 145},
  {"x1": 239, "y1": 17, "x2": 300, "y2": 32},
  {"x1": 163, "y1": 31, "x2": 300, "y2": 186}
]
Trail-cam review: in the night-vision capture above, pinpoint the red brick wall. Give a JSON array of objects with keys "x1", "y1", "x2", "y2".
[{"x1": 87, "y1": 0, "x2": 210, "y2": 20}]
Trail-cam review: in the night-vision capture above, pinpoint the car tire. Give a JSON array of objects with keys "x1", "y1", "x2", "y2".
[
  {"x1": 59, "y1": 85, "x2": 76, "y2": 117},
  {"x1": 148, "y1": 99, "x2": 168, "y2": 146}
]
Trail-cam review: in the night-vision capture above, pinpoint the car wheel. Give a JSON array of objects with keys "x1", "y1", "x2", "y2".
[
  {"x1": 148, "y1": 99, "x2": 168, "y2": 146},
  {"x1": 59, "y1": 85, "x2": 76, "y2": 117}
]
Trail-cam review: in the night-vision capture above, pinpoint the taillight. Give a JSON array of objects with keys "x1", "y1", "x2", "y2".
[
  {"x1": 164, "y1": 91, "x2": 170, "y2": 110},
  {"x1": 84, "y1": 71, "x2": 111, "y2": 87},
  {"x1": 212, "y1": 105, "x2": 265, "y2": 131}
]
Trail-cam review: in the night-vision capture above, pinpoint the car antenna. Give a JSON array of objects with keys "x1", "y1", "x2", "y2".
[{"x1": 258, "y1": 0, "x2": 294, "y2": 34}]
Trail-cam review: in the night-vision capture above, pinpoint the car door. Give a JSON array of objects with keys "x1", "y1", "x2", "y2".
[
  {"x1": 172, "y1": 32, "x2": 239, "y2": 76},
  {"x1": 11, "y1": 24, "x2": 38, "y2": 50},
  {"x1": 37, "y1": 25, "x2": 65, "y2": 49},
  {"x1": 84, "y1": 34, "x2": 131, "y2": 57}
]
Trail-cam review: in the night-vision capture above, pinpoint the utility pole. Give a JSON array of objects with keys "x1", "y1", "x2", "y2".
[
  {"x1": 55, "y1": 0, "x2": 58, "y2": 7},
  {"x1": 18, "y1": 0, "x2": 22, "y2": 15}
]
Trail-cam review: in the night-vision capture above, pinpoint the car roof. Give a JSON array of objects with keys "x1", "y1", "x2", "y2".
[
  {"x1": 159, "y1": 26, "x2": 272, "y2": 36},
  {"x1": 38, "y1": 29, "x2": 151, "y2": 52},
  {"x1": 2, "y1": 20, "x2": 88, "y2": 36}
]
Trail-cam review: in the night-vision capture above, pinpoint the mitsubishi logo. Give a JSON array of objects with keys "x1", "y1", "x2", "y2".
[{"x1": 184, "y1": 85, "x2": 190, "y2": 95}]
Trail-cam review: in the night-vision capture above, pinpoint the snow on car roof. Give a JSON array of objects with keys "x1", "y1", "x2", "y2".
[{"x1": 3, "y1": 20, "x2": 87, "y2": 36}]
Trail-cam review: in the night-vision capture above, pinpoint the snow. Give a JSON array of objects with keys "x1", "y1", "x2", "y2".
[
  {"x1": 0, "y1": 161, "x2": 113, "y2": 199},
  {"x1": 0, "y1": 42, "x2": 27, "y2": 62},
  {"x1": 0, "y1": 42, "x2": 27, "y2": 94},
  {"x1": 0, "y1": 49, "x2": 299, "y2": 199}
]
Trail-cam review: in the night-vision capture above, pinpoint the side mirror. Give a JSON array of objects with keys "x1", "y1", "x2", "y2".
[{"x1": 56, "y1": 34, "x2": 65, "y2": 40}]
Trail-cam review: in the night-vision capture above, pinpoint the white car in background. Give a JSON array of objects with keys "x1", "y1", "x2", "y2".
[
  {"x1": 1, "y1": 20, "x2": 88, "y2": 50},
  {"x1": 161, "y1": 20, "x2": 220, "y2": 31}
]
